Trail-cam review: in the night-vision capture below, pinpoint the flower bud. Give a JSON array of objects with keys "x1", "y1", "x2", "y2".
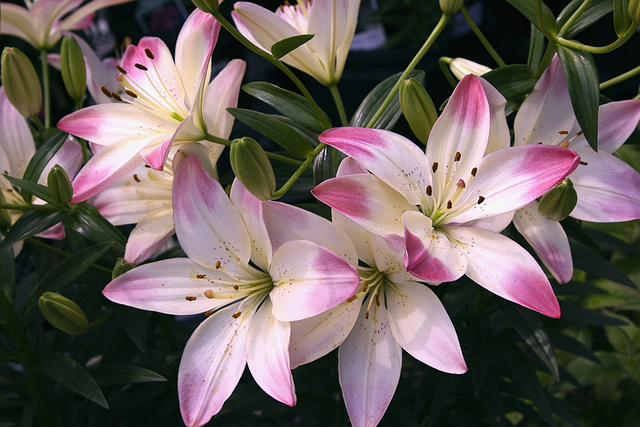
[
  {"x1": 439, "y1": 0, "x2": 464, "y2": 15},
  {"x1": 47, "y1": 165, "x2": 73, "y2": 206},
  {"x1": 112, "y1": 257, "x2": 136, "y2": 279},
  {"x1": 399, "y1": 79, "x2": 438, "y2": 144},
  {"x1": 1, "y1": 47, "x2": 42, "y2": 119},
  {"x1": 230, "y1": 137, "x2": 276, "y2": 201},
  {"x1": 39, "y1": 292, "x2": 90, "y2": 335},
  {"x1": 60, "y1": 36, "x2": 87, "y2": 101},
  {"x1": 0, "y1": 190, "x2": 12, "y2": 229},
  {"x1": 538, "y1": 178, "x2": 578, "y2": 222},
  {"x1": 191, "y1": 0, "x2": 219, "y2": 14},
  {"x1": 449, "y1": 58, "x2": 492, "y2": 80},
  {"x1": 630, "y1": 0, "x2": 640, "y2": 23}
]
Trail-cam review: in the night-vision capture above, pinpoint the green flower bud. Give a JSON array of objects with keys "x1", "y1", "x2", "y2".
[
  {"x1": 112, "y1": 257, "x2": 136, "y2": 279},
  {"x1": 439, "y1": 0, "x2": 464, "y2": 15},
  {"x1": 0, "y1": 189, "x2": 12, "y2": 229},
  {"x1": 39, "y1": 292, "x2": 90, "y2": 335},
  {"x1": 191, "y1": 0, "x2": 219, "y2": 14},
  {"x1": 630, "y1": 0, "x2": 640, "y2": 23},
  {"x1": 399, "y1": 79, "x2": 438, "y2": 144},
  {"x1": 449, "y1": 57, "x2": 492, "y2": 80},
  {"x1": 1, "y1": 47, "x2": 42, "y2": 119},
  {"x1": 47, "y1": 165, "x2": 73, "y2": 206},
  {"x1": 538, "y1": 178, "x2": 578, "y2": 222},
  {"x1": 60, "y1": 36, "x2": 87, "y2": 101},
  {"x1": 230, "y1": 137, "x2": 276, "y2": 201}
]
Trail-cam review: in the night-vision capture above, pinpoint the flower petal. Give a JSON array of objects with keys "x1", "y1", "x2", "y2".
[
  {"x1": 0, "y1": 87, "x2": 35, "y2": 177},
  {"x1": 478, "y1": 77, "x2": 510, "y2": 154},
  {"x1": 178, "y1": 302, "x2": 250, "y2": 427},
  {"x1": 123, "y1": 209, "x2": 175, "y2": 265},
  {"x1": 202, "y1": 59, "x2": 246, "y2": 139},
  {"x1": 0, "y1": 3, "x2": 40, "y2": 47},
  {"x1": 246, "y1": 298, "x2": 296, "y2": 406},
  {"x1": 513, "y1": 202, "x2": 573, "y2": 283},
  {"x1": 446, "y1": 225, "x2": 560, "y2": 318},
  {"x1": 269, "y1": 240, "x2": 359, "y2": 322},
  {"x1": 386, "y1": 281, "x2": 466, "y2": 373},
  {"x1": 592, "y1": 100, "x2": 640, "y2": 153},
  {"x1": 59, "y1": 0, "x2": 137, "y2": 33},
  {"x1": 338, "y1": 302, "x2": 401, "y2": 427}
]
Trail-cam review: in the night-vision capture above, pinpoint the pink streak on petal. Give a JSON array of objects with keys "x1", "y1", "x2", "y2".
[
  {"x1": 140, "y1": 136, "x2": 172, "y2": 170},
  {"x1": 404, "y1": 227, "x2": 459, "y2": 282}
]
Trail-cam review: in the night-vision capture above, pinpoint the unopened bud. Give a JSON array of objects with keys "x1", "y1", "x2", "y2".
[
  {"x1": 1, "y1": 47, "x2": 42, "y2": 119},
  {"x1": 39, "y1": 292, "x2": 90, "y2": 335},
  {"x1": 538, "y1": 178, "x2": 578, "y2": 222},
  {"x1": 230, "y1": 137, "x2": 276, "y2": 201},
  {"x1": 47, "y1": 165, "x2": 73, "y2": 206},
  {"x1": 191, "y1": 0, "x2": 219, "y2": 14},
  {"x1": 60, "y1": 36, "x2": 87, "y2": 101},
  {"x1": 630, "y1": 0, "x2": 640, "y2": 23},
  {"x1": 0, "y1": 190, "x2": 11, "y2": 229},
  {"x1": 439, "y1": 0, "x2": 464, "y2": 15},
  {"x1": 399, "y1": 79, "x2": 438, "y2": 144},
  {"x1": 112, "y1": 257, "x2": 136, "y2": 279},
  {"x1": 449, "y1": 58, "x2": 492, "y2": 80}
]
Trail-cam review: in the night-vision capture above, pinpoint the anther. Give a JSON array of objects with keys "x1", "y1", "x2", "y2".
[
  {"x1": 125, "y1": 89, "x2": 137, "y2": 99},
  {"x1": 116, "y1": 65, "x2": 127, "y2": 75},
  {"x1": 233, "y1": 285, "x2": 239, "y2": 291},
  {"x1": 133, "y1": 174, "x2": 140, "y2": 183},
  {"x1": 454, "y1": 152, "x2": 461, "y2": 162},
  {"x1": 232, "y1": 312, "x2": 241, "y2": 319},
  {"x1": 362, "y1": 283, "x2": 369, "y2": 292},
  {"x1": 559, "y1": 130, "x2": 569, "y2": 135},
  {"x1": 471, "y1": 167, "x2": 477, "y2": 177},
  {"x1": 205, "y1": 310, "x2": 214, "y2": 316},
  {"x1": 456, "y1": 179, "x2": 465, "y2": 188},
  {"x1": 365, "y1": 311, "x2": 370, "y2": 320},
  {"x1": 579, "y1": 161, "x2": 588, "y2": 165},
  {"x1": 560, "y1": 140, "x2": 570, "y2": 148},
  {"x1": 426, "y1": 185, "x2": 432, "y2": 196},
  {"x1": 576, "y1": 130, "x2": 583, "y2": 136},
  {"x1": 447, "y1": 200, "x2": 452, "y2": 209},
  {"x1": 215, "y1": 261, "x2": 221, "y2": 269},
  {"x1": 537, "y1": 142, "x2": 543, "y2": 144},
  {"x1": 432, "y1": 162, "x2": 438, "y2": 173},
  {"x1": 375, "y1": 294, "x2": 380, "y2": 307},
  {"x1": 197, "y1": 274, "x2": 206, "y2": 279},
  {"x1": 185, "y1": 296, "x2": 196, "y2": 301},
  {"x1": 347, "y1": 295, "x2": 357, "y2": 303},
  {"x1": 478, "y1": 196, "x2": 485, "y2": 204},
  {"x1": 111, "y1": 92, "x2": 123, "y2": 102},
  {"x1": 134, "y1": 63, "x2": 148, "y2": 71},
  {"x1": 204, "y1": 290, "x2": 214, "y2": 299},
  {"x1": 101, "y1": 86, "x2": 112, "y2": 98},
  {"x1": 144, "y1": 48, "x2": 154, "y2": 60}
]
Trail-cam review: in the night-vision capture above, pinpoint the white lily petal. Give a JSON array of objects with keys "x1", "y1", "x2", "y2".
[
  {"x1": 202, "y1": 59, "x2": 246, "y2": 139},
  {"x1": 478, "y1": 77, "x2": 510, "y2": 154},
  {"x1": 123, "y1": 209, "x2": 175, "y2": 265},
  {"x1": 0, "y1": 87, "x2": 35, "y2": 178}
]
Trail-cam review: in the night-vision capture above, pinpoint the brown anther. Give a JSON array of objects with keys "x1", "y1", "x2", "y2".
[
  {"x1": 100, "y1": 86, "x2": 112, "y2": 98},
  {"x1": 196, "y1": 274, "x2": 206, "y2": 279},
  {"x1": 232, "y1": 312, "x2": 241, "y2": 319},
  {"x1": 204, "y1": 290, "x2": 214, "y2": 299},
  {"x1": 537, "y1": 142, "x2": 543, "y2": 144},
  {"x1": 471, "y1": 167, "x2": 477, "y2": 177},
  {"x1": 144, "y1": 48, "x2": 154, "y2": 60},
  {"x1": 432, "y1": 162, "x2": 438, "y2": 173},
  {"x1": 447, "y1": 200, "x2": 452, "y2": 209},
  {"x1": 205, "y1": 310, "x2": 214, "y2": 316},
  {"x1": 125, "y1": 89, "x2": 137, "y2": 99},
  {"x1": 576, "y1": 130, "x2": 583, "y2": 136},
  {"x1": 116, "y1": 65, "x2": 127, "y2": 75},
  {"x1": 347, "y1": 295, "x2": 357, "y2": 303},
  {"x1": 185, "y1": 296, "x2": 196, "y2": 301},
  {"x1": 579, "y1": 161, "x2": 588, "y2": 165},
  {"x1": 478, "y1": 196, "x2": 485, "y2": 204},
  {"x1": 144, "y1": 164, "x2": 151, "y2": 168},
  {"x1": 454, "y1": 151, "x2": 461, "y2": 162},
  {"x1": 456, "y1": 179, "x2": 465, "y2": 188},
  {"x1": 560, "y1": 140, "x2": 570, "y2": 148},
  {"x1": 559, "y1": 130, "x2": 569, "y2": 135},
  {"x1": 362, "y1": 283, "x2": 369, "y2": 292},
  {"x1": 375, "y1": 294, "x2": 380, "y2": 307},
  {"x1": 426, "y1": 185, "x2": 432, "y2": 196},
  {"x1": 233, "y1": 285, "x2": 239, "y2": 291},
  {"x1": 133, "y1": 174, "x2": 140, "y2": 183},
  {"x1": 111, "y1": 92, "x2": 123, "y2": 102},
  {"x1": 364, "y1": 311, "x2": 369, "y2": 320},
  {"x1": 134, "y1": 63, "x2": 148, "y2": 71},
  {"x1": 284, "y1": 0, "x2": 291, "y2": 5},
  {"x1": 215, "y1": 261, "x2": 221, "y2": 269}
]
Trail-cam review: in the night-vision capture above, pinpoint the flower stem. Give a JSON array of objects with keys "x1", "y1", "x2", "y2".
[
  {"x1": 555, "y1": 23, "x2": 639, "y2": 54},
  {"x1": 534, "y1": 43, "x2": 556, "y2": 79},
  {"x1": 600, "y1": 64, "x2": 640, "y2": 90},
  {"x1": 205, "y1": 134, "x2": 304, "y2": 166},
  {"x1": 40, "y1": 49, "x2": 51, "y2": 129},
  {"x1": 0, "y1": 203, "x2": 57, "y2": 211},
  {"x1": 272, "y1": 143, "x2": 325, "y2": 199},
  {"x1": 205, "y1": 133, "x2": 232, "y2": 146},
  {"x1": 366, "y1": 13, "x2": 450, "y2": 128},
  {"x1": 329, "y1": 84, "x2": 348, "y2": 126},
  {"x1": 75, "y1": 99, "x2": 89, "y2": 163},
  {"x1": 25, "y1": 238, "x2": 113, "y2": 274},
  {"x1": 557, "y1": 0, "x2": 593, "y2": 38},
  {"x1": 439, "y1": 57, "x2": 458, "y2": 88},
  {"x1": 459, "y1": 4, "x2": 506, "y2": 67}
]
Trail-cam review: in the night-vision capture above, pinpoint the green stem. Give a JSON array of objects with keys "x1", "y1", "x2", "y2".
[
  {"x1": 204, "y1": 133, "x2": 232, "y2": 146},
  {"x1": 556, "y1": 23, "x2": 639, "y2": 54},
  {"x1": 25, "y1": 238, "x2": 112, "y2": 274},
  {"x1": 266, "y1": 152, "x2": 305, "y2": 166},
  {"x1": 329, "y1": 84, "x2": 348, "y2": 126},
  {"x1": 0, "y1": 203, "x2": 57, "y2": 211},
  {"x1": 272, "y1": 143, "x2": 325, "y2": 199},
  {"x1": 534, "y1": 43, "x2": 557, "y2": 79},
  {"x1": 30, "y1": 115, "x2": 44, "y2": 137},
  {"x1": 439, "y1": 57, "x2": 458, "y2": 88},
  {"x1": 459, "y1": 5, "x2": 506, "y2": 67},
  {"x1": 75, "y1": 99, "x2": 89, "y2": 163},
  {"x1": 366, "y1": 13, "x2": 450, "y2": 128},
  {"x1": 557, "y1": 0, "x2": 593, "y2": 38},
  {"x1": 88, "y1": 312, "x2": 118, "y2": 330},
  {"x1": 0, "y1": 291, "x2": 54, "y2": 427},
  {"x1": 40, "y1": 49, "x2": 51, "y2": 129},
  {"x1": 600, "y1": 64, "x2": 640, "y2": 90},
  {"x1": 211, "y1": 10, "x2": 331, "y2": 130}
]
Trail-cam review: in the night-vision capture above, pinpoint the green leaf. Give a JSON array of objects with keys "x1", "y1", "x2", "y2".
[
  {"x1": 19, "y1": 396, "x2": 36, "y2": 427},
  {"x1": 227, "y1": 108, "x2": 315, "y2": 158},
  {"x1": 559, "y1": 301, "x2": 629, "y2": 325},
  {"x1": 243, "y1": 81, "x2": 331, "y2": 133},
  {"x1": 562, "y1": 0, "x2": 613, "y2": 39},
  {"x1": 527, "y1": 24, "x2": 546, "y2": 72},
  {"x1": 271, "y1": 34, "x2": 314, "y2": 60},
  {"x1": 547, "y1": 328, "x2": 600, "y2": 363},
  {"x1": 35, "y1": 352, "x2": 108, "y2": 408},
  {"x1": 565, "y1": 350, "x2": 622, "y2": 385},
  {"x1": 504, "y1": 0, "x2": 557, "y2": 34},
  {"x1": 350, "y1": 70, "x2": 425, "y2": 129},
  {"x1": 0, "y1": 210, "x2": 65, "y2": 251},
  {"x1": 21, "y1": 131, "x2": 68, "y2": 204},
  {"x1": 118, "y1": 306, "x2": 151, "y2": 353},
  {"x1": 571, "y1": 239, "x2": 635, "y2": 287},
  {"x1": 313, "y1": 146, "x2": 347, "y2": 220},
  {"x1": 0, "y1": 235, "x2": 15, "y2": 301},
  {"x1": 481, "y1": 64, "x2": 537, "y2": 109},
  {"x1": 556, "y1": 46, "x2": 599, "y2": 151},
  {"x1": 63, "y1": 202, "x2": 126, "y2": 254},
  {"x1": 3, "y1": 175, "x2": 57, "y2": 206},
  {"x1": 468, "y1": 315, "x2": 492, "y2": 396},
  {"x1": 479, "y1": 379, "x2": 505, "y2": 427},
  {"x1": 90, "y1": 365, "x2": 167, "y2": 387},
  {"x1": 500, "y1": 300, "x2": 559, "y2": 379}
]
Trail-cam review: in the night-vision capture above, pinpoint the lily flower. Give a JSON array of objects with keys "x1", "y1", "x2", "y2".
[
  {"x1": 0, "y1": 0, "x2": 134, "y2": 50},
  {"x1": 313, "y1": 75, "x2": 581, "y2": 317},
  {"x1": 511, "y1": 57, "x2": 640, "y2": 283},
  {"x1": 290, "y1": 158, "x2": 466, "y2": 427},
  {"x1": 232, "y1": 0, "x2": 361, "y2": 85},
  {"x1": 58, "y1": 8, "x2": 233, "y2": 203},
  {"x1": 91, "y1": 58, "x2": 245, "y2": 265},
  {"x1": 103, "y1": 153, "x2": 360, "y2": 427}
]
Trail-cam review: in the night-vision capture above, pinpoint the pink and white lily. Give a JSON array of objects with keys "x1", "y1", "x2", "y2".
[
  {"x1": 290, "y1": 158, "x2": 466, "y2": 427},
  {"x1": 313, "y1": 75, "x2": 581, "y2": 317},
  {"x1": 0, "y1": 0, "x2": 133, "y2": 50},
  {"x1": 103, "y1": 154, "x2": 360, "y2": 427},
  {"x1": 58, "y1": 9, "x2": 239, "y2": 203},
  {"x1": 232, "y1": 0, "x2": 361, "y2": 85},
  {"x1": 511, "y1": 57, "x2": 640, "y2": 283}
]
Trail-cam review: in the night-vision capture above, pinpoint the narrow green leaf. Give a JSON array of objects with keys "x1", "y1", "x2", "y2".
[
  {"x1": 481, "y1": 64, "x2": 537, "y2": 102},
  {"x1": 479, "y1": 379, "x2": 505, "y2": 427},
  {"x1": 556, "y1": 0, "x2": 582, "y2": 28},
  {"x1": 271, "y1": 34, "x2": 314, "y2": 60},
  {"x1": 3, "y1": 175, "x2": 57, "y2": 206},
  {"x1": 313, "y1": 146, "x2": 347, "y2": 220},
  {"x1": 118, "y1": 305, "x2": 151, "y2": 353},
  {"x1": 563, "y1": 0, "x2": 613, "y2": 39},
  {"x1": 19, "y1": 396, "x2": 36, "y2": 427},
  {"x1": 35, "y1": 352, "x2": 108, "y2": 408},
  {"x1": 468, "y1": 314, "x2": 492, "y2": 396},
  {"x1": 548, "y1": 328, "x2": 599, "y2": 362},
  {"x1": 500, "y1": 301, "x2": 559, "y2": 379},
  {"x1": 548, "y1": 396, "x2": 580, "y2": 427},
  {"x1": 243, "y1": 81, "x2": 330, "y2": 133},
  {"x1": 614, "y1": 0, "x2": 633, "y2": 36},
  {"x1": 90, "y1": 365, "x2": 167, "y2": 387},
  {"x1": 0, "y1": 210, "x2": 65, "y2": 251},
  {"x1": 21, "y1": 131, "x2": 68, "y2": 204},
  {"x1": 0, "y1": 235, "x2": 15, "y2": 301},
  {"x1": 571, "y1": 239, "x2": 635, "y2": 287},
  {"x1": 504, "y1": 0, "x2": 557, "y2": 34},
  {"x1": 559, "y1": 300, "x2": 629, "y2": 325},
  {"x1": 227, "y1": 108, "x2": 315, "y2": 158},
  {"x1": 350, "y1": 70, "x2": 425, "y2": 129},
  {"x1": 527, "y1": 24, "x2": 546, "y2": 72},
  {"x1": 552, "y1": 280, "x2": 607, "y2": 295},
  {"x1": 63, "y1": 202, "x2": 126, "y2": 254},
  {"x1": 556, "y1": 46, "x2": 599, "y2": 151}
]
